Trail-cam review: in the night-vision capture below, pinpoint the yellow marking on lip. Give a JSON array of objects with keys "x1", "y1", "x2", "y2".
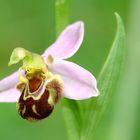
[
  {"x1": 22, "y1": 72, "x2": 63, "y2": 101},
  {"x1": 48, "y1": 88, "x2": 56, "y2": 106},
  {"x1": 16, "y1": 102, "x2": 20, "y2": 112},
  {"x1": 32, "y1": 105, "x2": 40, "y2": 116},
  {"x1": 22, "y1": 106, "x2": 26, "y2": 115},
  {"x1": 19, "y1": 75, "x2": 27, "y2": 83}
]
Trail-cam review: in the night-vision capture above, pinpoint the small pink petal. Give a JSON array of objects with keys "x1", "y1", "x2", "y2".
[
  {"x1": 42, "y1": 21, "x2": 84, "y2": 59},
  {"x1": 48, "y1": 59, "x2": 99, "y2": 100},
  {"x1": 0, "y1": 70, "x2": 24, "y2": 102},
  {"x1": 0, "y1": 70, "x2": 24, "y2": 92},
  {"x1": 0, "y1": 88, "x2": 20, "y2": 102}
]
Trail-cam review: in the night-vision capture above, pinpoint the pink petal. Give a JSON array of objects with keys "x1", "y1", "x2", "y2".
[
  {"x1": 48, "y1": 59, "x2": 99, "y2": 100},
  {"x1": 0, "y1": 71, "x2": 20, "y2": 92},
  {"x1": 0, "y1": 88, "x2": 20, "y2": 102},
  {"x1": 0, "y1": 70, "x2": 24, "y2": 102},
  {"x1": 42, "y1": 21, "x2": 84, "y2": 59}
]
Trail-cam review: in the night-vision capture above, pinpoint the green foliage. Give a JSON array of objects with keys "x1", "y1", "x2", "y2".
[
  {"x1": 55, "y1": 0, "x2": 69, "y2": 36},
  {"x1": 61, "y1": 13, "x2": 125, "y2": 140},
  {"x1": 0, "y1": 0, "x2": 133, "y2": 140}
]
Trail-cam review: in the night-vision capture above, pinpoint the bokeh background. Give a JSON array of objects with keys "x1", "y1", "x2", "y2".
[{"x1": 0, "y1": 0, "x2": 139, "y2": 140}]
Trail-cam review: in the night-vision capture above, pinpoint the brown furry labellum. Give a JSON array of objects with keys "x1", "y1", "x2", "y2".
[{"x1": 16, "y1": 76, "x2": 62, "y2": 122}]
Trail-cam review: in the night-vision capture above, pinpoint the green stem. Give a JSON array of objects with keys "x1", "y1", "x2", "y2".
[{"x1": 55, "y1": 1, "x2": 76, "y2": 140}]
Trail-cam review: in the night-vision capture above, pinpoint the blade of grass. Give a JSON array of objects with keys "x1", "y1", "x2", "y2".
[{"x1": 81, "y1": 13, "x2": 125, "y2": 140}]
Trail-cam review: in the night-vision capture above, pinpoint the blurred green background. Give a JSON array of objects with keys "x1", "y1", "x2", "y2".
[{"x1": 0, "y1": 0, "x2": 139, "y2": 140}]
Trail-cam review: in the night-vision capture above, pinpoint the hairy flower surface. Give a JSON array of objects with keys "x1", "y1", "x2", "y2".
[{"x1": 0, "y1": 21, "x2": 99, "y2": 121}]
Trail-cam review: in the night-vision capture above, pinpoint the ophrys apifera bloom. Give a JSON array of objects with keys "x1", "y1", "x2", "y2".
[{"x1": 0, "y1": 21, "x2": 99, "y2": 121}]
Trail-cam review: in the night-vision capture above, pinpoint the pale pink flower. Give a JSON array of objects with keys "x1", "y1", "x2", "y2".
[{"x1": 0, "y1": 21, "x2": 99, "y2": 120}]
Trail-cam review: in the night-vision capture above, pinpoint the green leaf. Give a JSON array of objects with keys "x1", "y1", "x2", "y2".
[{"x1": 62, "y1": 13, "x2": 125, "y2": 140}]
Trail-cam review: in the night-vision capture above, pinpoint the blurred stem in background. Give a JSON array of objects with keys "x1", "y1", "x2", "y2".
[
  {"x1": 105, "y1": 0, "x2": 140, "y2": 140},
  {"x1": 55, "y1": 0, "x2": 69, "y2": 36}
]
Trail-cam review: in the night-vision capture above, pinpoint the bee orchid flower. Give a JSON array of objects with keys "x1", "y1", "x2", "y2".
[{"x1": 0, "y1": 21, "x2": 99, "y2": 121}]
